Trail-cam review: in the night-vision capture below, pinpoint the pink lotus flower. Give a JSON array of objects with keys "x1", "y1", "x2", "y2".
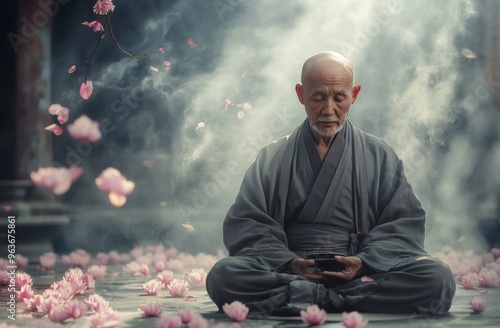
[
  {"x1": 138, "y1": 302, "x2": 163, "y2": 317},
  {"x1": 154, "y1": 260, "x2": 166, "y2": 272},
  {"x1": 82, "y1": 20, "x2": 104, "y2": 32},
  {"x1": 461, "y1": 272, "x2": 479, "y2": 289},
  {"x1": 48, "y1": 103, "x2": 70, "y2": 124},
  {"x1": 38, "y1": 296, "x2": 63, "y2": 315},
  {"x1": 222, "y1": 301, "x2": 249, "y2": 322},
  {"x1": 87, "y1": 265, "x2": 108, "y2": 280},
  {"x1": 83, "y1": 274, "x2": 96, "y2": 289},
  {"x1": 469, "y1": 296, "x2": 486, "y2": 313},
  {"x1": 342, "y1": 311, "x2": 368, "y2": 328},
  {"x1": 95, "y1": 167, "x2": 135, "y2": 207},
  {"x1": 16, "y1": 254, "x2": 29, "y2": 267},
  {"x1": 64, "y1": 300, "x2": 87, "y2": 319},
  {"x1": 491, "y1": 248, "x2": 500, "y2": 259},
  {"x1": 0, "y1": 271, "x2": 9, "y2": 285},
  {"x1": 93, "y1": 0, "x2": 115, "y2": 15},
  {"x1": 68, "y1": 115, "x2": 101, "y2": 142},
  {"x1": 168, "y1": 279, "x2": 189, "y2": 297},
  {"x1": 61, "y1": 249, "x2": 91, "y2": 268},
  {"x1": 156, "y1": 314, "x2": 182, "y2": 328},
  {"x1": 45, "y1": 124, "x2": 64, "y2": 136},
  {"x1": 68, "y1": 65, "x2": 76, "y2": 73},
  {"x1": 85, "y1": 294, "x2": 110, "y2": 312},
  {"x1": 80, "y1": 80, "x2": 94, "y2": 99},
  {"x1": 178, "y1": 307, "x2": 201, "y2": 324},
  {"x1": 49, "y1": 305, "x2": 70, "y2": 323},
  {"x1": 89, "y1": 309, "x2": 120, "y2": 328},
  {"x1": 186, "y1": 268, "x2": 207, "y2": 287},
  {"x1": 17, "y1": 285, "x2": 34, "y2": 302},
  {"x1": 157, "y1": 270, "x2": 174, "y2": 285},
  {"x1": 31, "y1": 166, "x2": 82, "y2": 195},
  {"x1": 188, "y1": 316, "x2": 208, "y2": 328},
  {"x1": 143, "y1": 279, "x2": 165, "y2": 295},
  {"x1": 16, "y1": 272, "x2": 33, "y2": 289},
  {"x1": 40, "y1": 252, "x2": 57, "y2": 270},
  {"x1": 300, "y1": 304, "x2": 326, "y2": 325},
  {"x1": 25, "y1": 294, "x2": 43, "y2": 311},
  {"x1": 478, "y1": 268, "x2": 498, "y2": 287}
]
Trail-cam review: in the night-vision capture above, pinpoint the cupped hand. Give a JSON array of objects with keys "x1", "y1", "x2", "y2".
[
  {"x1": 321, "y1": 256, "x2": 365, "y2": 281},
  {"x1": 285, "y1": 258, "x2": 324, "y2": 281}
]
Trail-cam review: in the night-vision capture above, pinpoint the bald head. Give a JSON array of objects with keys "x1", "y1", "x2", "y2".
[{"x1": 301, "y1": 51, "x2": 355, "y2": 85}]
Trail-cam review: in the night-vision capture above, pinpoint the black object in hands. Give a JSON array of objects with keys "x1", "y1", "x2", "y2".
[{"x1": 306, "y1": 254, "x2": 346, "y2": 272}]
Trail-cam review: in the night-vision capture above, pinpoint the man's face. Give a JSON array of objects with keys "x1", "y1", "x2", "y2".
[{"x1": 296, "y1": 60, "x2": 361, "y2": 139}]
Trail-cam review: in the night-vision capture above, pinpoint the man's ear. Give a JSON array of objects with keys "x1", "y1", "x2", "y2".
[
  {"x1": 351, "y1": 85, "x2": 361, "y2": 104},
  {"x1": 295, "y1": 83, "x2": 305, "y2": 105}
]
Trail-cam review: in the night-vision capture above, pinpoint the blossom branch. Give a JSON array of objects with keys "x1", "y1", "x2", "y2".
[{"x1": 105, "y1": 14, "x2": 150, "y2": 63}]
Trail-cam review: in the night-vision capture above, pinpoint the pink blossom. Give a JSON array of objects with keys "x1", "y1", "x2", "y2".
[
  {"x1": 143, "y1": 279, "x2": 165, "y2": 295},
  {"x1": 342, "y1": 311, "x2": 368, "y2": 328},
  {"x1": 139, "y1": 263, "x2": 151, "y2": 277},
  {"x1": 222, "y1": 301, "x2": 249, "y2": 322},
  {"x1": 157, "y1": 270, "x2": 174, "y2": 285},
  {"x1": 154, "y1": 260, "x2": 166, "y2": 272},
  {"x1": 49, "y1": 305, "x2": 70, "y2": 323},
  {"x1": 85, "y1": 294, "x2": 109, "y2": 312},
  {"x1": 83, "y1": 274, "x2": 96, "y2": 289},
  {"x1": 38, "y1": 296, "x2": 63, "y2": 315},
  {"x1": 80, "y1": 80, "x2": 93, "y2": 100},
  {"x1": 17, "y1": 285, "x2": 34, "y2": 302},
  {"x1": 166, "y1": 259, "x2": 185, "y2": 272},
  {"x1": 242, "y1": 102, "x2": 252, "y2": 110},
  {"x1": 95, "y1": 167, "x2": 135, "y2": 198},
  {"x1": 167, "y1": 279, "x2": 189, "y2": 297},
  {"x1": 64, "y1": 300, "x2": 87, "y2": 319},
  {"x1": 16, "y1": 272, "x2": 33, "y2": 289},
  {"x1": 138, "y1": 302, "x2": 163, "y2": 317},
  {"x1": 39, "y1": 251, "x2": 57, "y2": 270},
  {"x1": 491, "y1": 248, "x2": 500, "y2": 259},
  {"x1": 68, "y1": 65, "x2": 76, "y2": 73},
  {"x1": 0, "y1": 271, "x2": 10, "y2": 284},
  {"x1": 62, "y1": 249, "x2": 91, "y2": 268},
  {"x1": 82, "y1": 21, "x2": 104, "y2": 32},
  {"x1": 186, "y1": 268, "x2": 207, "y2": 287},
  {"x1": 224, "y1": 99, "x2": 234, "y2": 111},
  {"x1": 469, "y1": 296, "x2": 486, "y2": 313},
  {"x1": 159, "y1": 47, "x2": 165, "y2": 53},
  {"x1": 237, "y1": 111, "x2": 244, "y2": 119},
  {"x1": 150, "y1": 66, "x2": 159, "y2": 72},
  {"x1": 461, "y1": 272, "x2": 479, "y2": 289},
  {"x1": 45, "y1": 124, "x2": 64, "y2": 136},
  {"x1": 68, "y1": 114, "x2": 101, "y2": 142},
  {"x1": 188, "y1": 316, "x2": 208, "y2": 328},
  {"x1": 182, "y1": 223, "x2": 195, "y2": 232},
  {"x1": 478, "y1": 268, "x2": 498, "y2": 287},
  {"x1": 178, "y1": 307, "x2": 198, "y2": 324},
  {"x1": 108, "y1": 251, "x2": 121, "y2": 263},
  {"x1": 87, "y1": 265, "x2": 108, "y2": 280},
  {"x1": 16, "y1": 254, "x2": 29, "y2": 267},
  {"x1": 156, "y1": 314, "x2": 182, "y2": 328},
  {"x1": 89, "y1": 309, "x2": 121, "y2": 328},
  {"x1": 187, "y1": 38, "x2": 198, "y2": 49},
  {"x1": 25, "y1": 294, "x2": 43, "y2": 311},
  {"x1": 48, "y1": 103, "x2": 70, "y2": 124},
  {"x1": 300, "y1": 304, "x2": 326, "y2": 325},
  {"x1": 195, "y1": 122, "x2": 205, "y2": 131},
  {"x1": 93, "y1": 0, "x2": 115, "y2": 15},
  {"x1": 31, "y1": 167, "x2": 82, "y2": 195}
]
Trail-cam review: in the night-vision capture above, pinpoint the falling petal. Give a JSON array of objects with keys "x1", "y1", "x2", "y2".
[
  {"x1": 163, "y1": 61, "x2": 171, "y2": 67},
  {"x1": 82, "y1": 21, "x2": 104, "y2": 32},
  {"x1": 159, "y1": 47, "x2": 165, "y2": 54},
  {"x1": 182, "y1": 224, "x2": 195, "y2": 232},
  {"x1": 109, "y1": 192, "x2": 127, "y2": 207},
  {"x1": 237, "y1": 111, "x2": 244, "y2": 119},
  {"x1": 224, "y1": 99, "x2": 234, "y2": 111},
  {"x1": 243, "y1": 102, "x2": 252, "y2": 110},
  {"x1": 68, "y1": 166, "x2": 84, "y2": 182},
  {"x1": 68, "y1": 65, "x2": 76, "y2": 73},
  {"x1": 45, "y1": 124, "x2": 64, "y2": 136},
  {"x1": 190, "y1": 43, "x2": 198, "y2": 49},
  {"x1": 460, "y1": 48, "x2": 477, "y2": 59},
  {"x1": 150, "y1": 66, "x2": 159, "y2": 72},
  {"x1": 241, "y1": 70, "x2": 247, "y2": 78},
  {"x1": 196, "y1": 122, "x2": 206, "y2": 130},
  {"x1": 187, "y1": 38, "x2": 194, "y2": 45},
  {"x1": 80, "y1": 81, "x2": 93, "y2": 100},
  {"x1": 3, "y1": 205, "x2": 12, "y2": 212},
  {"x1": 143, "y1": 160, "x2": 156, "y2": 168},
  {"x1": 67, "y1": 115, "x2": 101, "y2": 142},
  {"x1": 159, "y1": 201, "x2": 167, "y2": 207}
]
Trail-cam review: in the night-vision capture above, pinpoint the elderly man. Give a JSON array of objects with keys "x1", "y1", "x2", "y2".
[{"x1": 206, "y1": 51, "x2": 456, "y2": 315}]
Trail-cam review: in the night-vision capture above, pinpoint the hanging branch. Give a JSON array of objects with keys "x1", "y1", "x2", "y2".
[{"x1": 105, "y1": 14, "x2": 150, "y2": 63}]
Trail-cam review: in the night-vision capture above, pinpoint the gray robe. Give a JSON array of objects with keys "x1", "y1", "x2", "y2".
[
  {"x1": 224, "y1": 119, "x2": 428, "y2": 271},
  {"x1": 209, "y1": 120, "x2": 456, "y2": 315}
]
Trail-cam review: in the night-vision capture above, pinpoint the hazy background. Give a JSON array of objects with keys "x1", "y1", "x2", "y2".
[{"x1": 42, "y1": 0, "x2": 499, "y2": 254}]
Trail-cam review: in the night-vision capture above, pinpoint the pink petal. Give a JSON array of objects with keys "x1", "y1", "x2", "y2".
[
  {"x1": 241, "y1": 70, "x2": 247, "y2": 78},
  {"x1": 182, "y1": 223, "x2": 195, "y2": 232},
  {"x1": 45, "y1": 124, "x2": 63, "y2": 136},
  {"x1": 80, "y1": 81, "x2": 93, "y2": 100},
  {"x1": 460, "y1": 48, "x2": 477, "y2": 59},
  {"x1": 3, "y1": 205, "x2": 12, "y2": 212},
  {"x1": 68, "y1": 65, "x2": 76, "y2": 73},
  {"x1": 184, "y1": 296, "x2": 197, "y2": 302},
  {"x1": 187, "y1": 38, "x2": 194, "y2": 45},
  {"x1": 159, "y1": 47, "x2": 165, "y2": 53},
  {"x1": 237, "y1": 111, "x2": 244, "y2": 119},
  {"x1": 150, "y1": 66, "x2": 159, "y2": 72},
  {"x1": 195, "y1": 122, "x2": 206, "y2": 130}
]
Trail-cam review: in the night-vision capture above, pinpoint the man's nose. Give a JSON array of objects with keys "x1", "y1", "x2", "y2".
[{"x1": 322, "y1": 98, "x2": 337, "y2": 115}]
